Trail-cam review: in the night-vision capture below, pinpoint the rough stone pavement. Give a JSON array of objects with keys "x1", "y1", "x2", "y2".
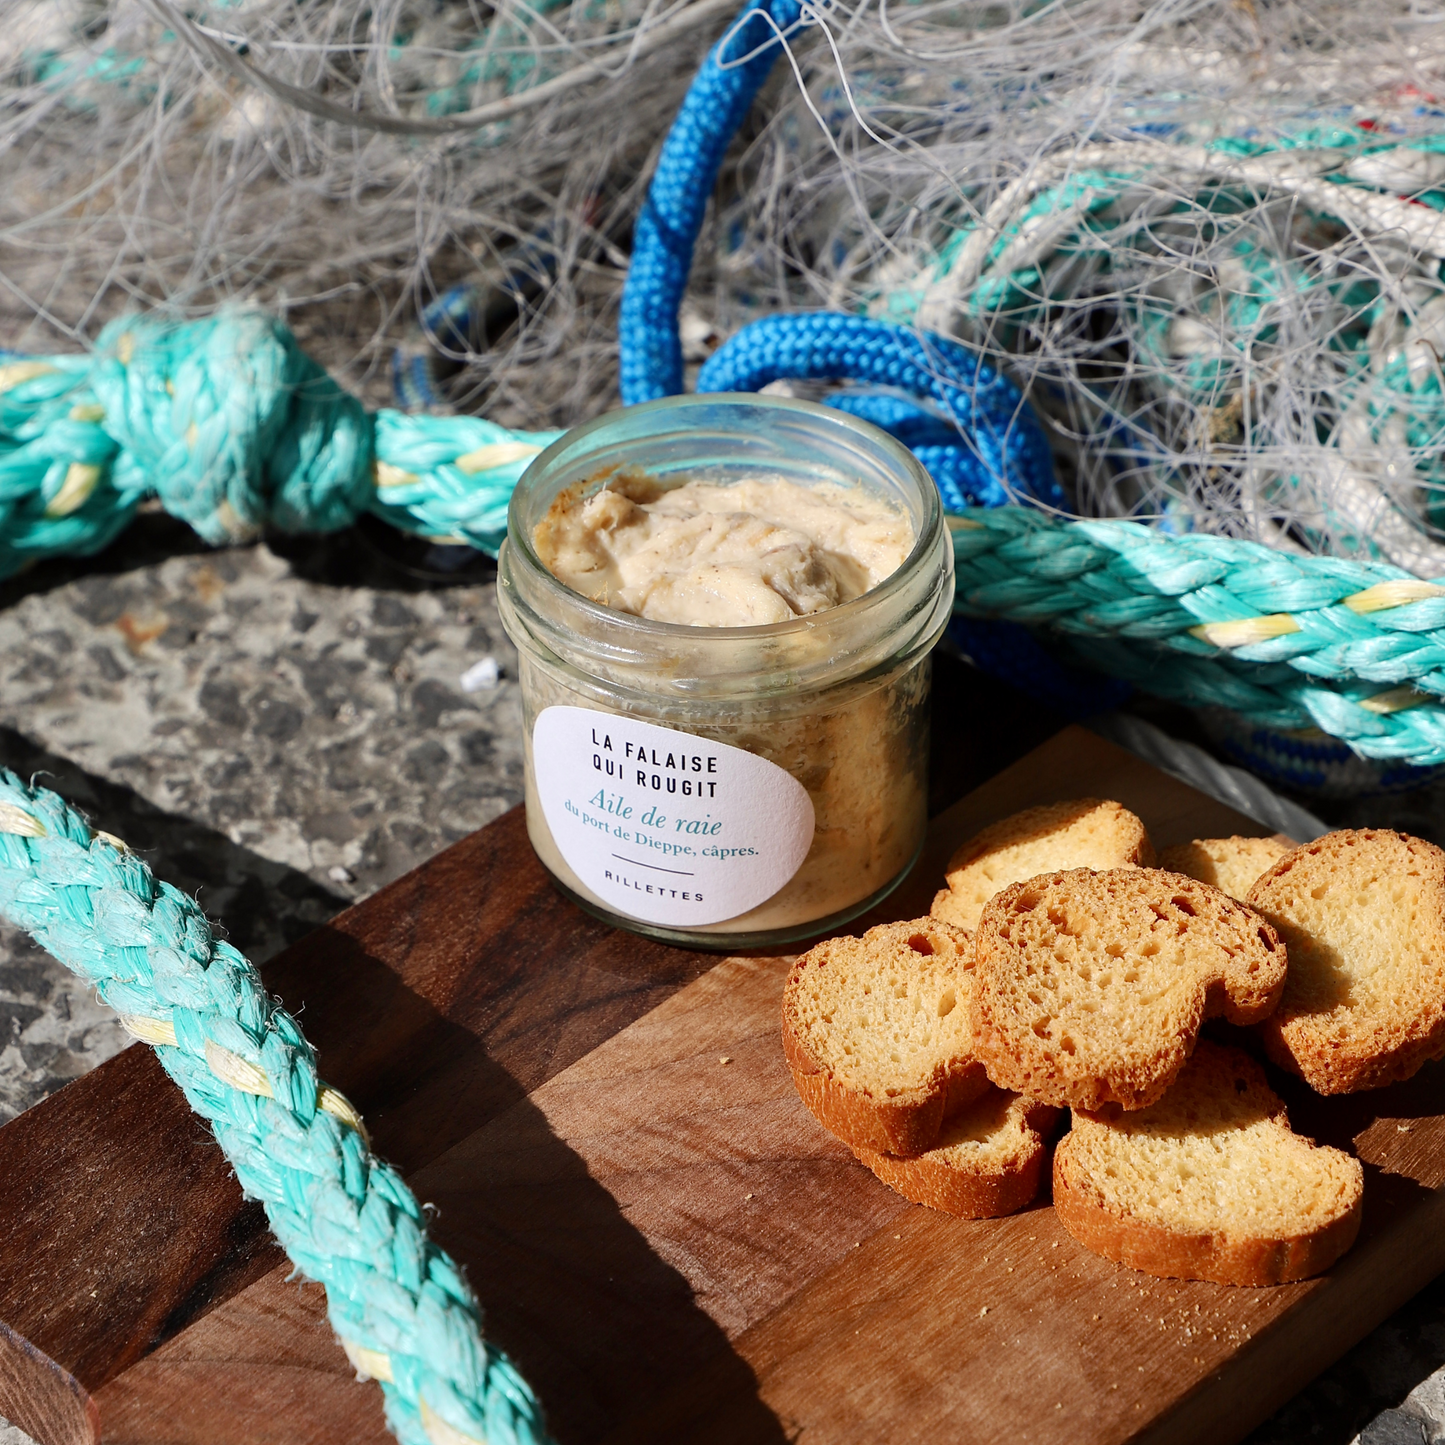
[{"x1": 0, "y1": 520, "x2": 1443, "y2": 1445}]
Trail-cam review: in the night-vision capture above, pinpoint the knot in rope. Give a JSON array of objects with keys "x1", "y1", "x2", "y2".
[
  {"x1": 0, "y1": 315, "x2": 561, "y2": 577},
  {"x1": 0, "y1": 355, "x2": 134, "y2": 575},
  {"x1": 90, "y1": 312, "x2": 375, "y2": 545}
]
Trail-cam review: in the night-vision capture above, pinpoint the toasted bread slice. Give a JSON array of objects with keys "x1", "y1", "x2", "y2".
[
  {"x1": 1248, "y1": 829, "x2": 1445, "y2": 1094},
  {"x1": 930, "y1": 799, "x2": 1155, "y2": 933},
  {"x1": 853, "y1": 1090, "x2": 1061, "y2": 1218},
  {"x1": 782, "y1": 918, "x2": 989, "y2": 1157},
  {"x1": 1159, "y1": 836, "x2": 1291, "y2": 902},
  {"x1": 971, "y1": 869, "x2": 1287, "y2": 1111},
  {"x1": 1053, "y1": 1042, "x2": 1363, "y2": 1285}
]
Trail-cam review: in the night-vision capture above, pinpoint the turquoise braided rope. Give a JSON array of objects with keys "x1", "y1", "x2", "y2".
[
  {"x1": 0, "y1": 773, "x2": 552, "y2": 1445},
  {"x1": 951, "y1": 508, "x2": 1445, "y2": 763},
  {"x1": 0, "y1": 311, "x2": 560, "y2": 577},
  {"x1": 13, "y1": 307, "x2": 1445, "y2": 764}
]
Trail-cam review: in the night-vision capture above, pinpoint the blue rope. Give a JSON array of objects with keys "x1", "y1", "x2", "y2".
[
  {"x1": 392, "y1": 285, "x2": 487, "y2": 412},
  {"x1": 617, "y1": 0, "x2": 1078, "y2": 714},
  {"x1": 616, "y1": 0, "x2": 1062, "y2": 512},
  {"x1": 697, "y1": 314, "x2": 1063, "y2": 509},
  {"x1": 820, "y1": 391, "x2": 966, "y2": 448},
  {"x1": 826, "y1": 392, "x2": 1030, "y2": 513},
  {"x1": 618, "y1": 0, "x2": 806, "y2": 403}
]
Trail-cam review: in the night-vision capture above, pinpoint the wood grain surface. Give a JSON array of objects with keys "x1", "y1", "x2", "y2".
[{"x1": 2, "y1": 699, "x2": 1444, "y2": 1445}]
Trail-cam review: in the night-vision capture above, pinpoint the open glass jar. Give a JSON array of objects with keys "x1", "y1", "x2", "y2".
[{"x1": 497, "y1": 393, "x2": 954, "y2": 949}]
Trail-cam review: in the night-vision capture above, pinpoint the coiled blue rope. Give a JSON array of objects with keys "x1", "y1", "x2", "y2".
[
  {"x1": 617, "y1": 0, "x2": 1063, "y2": 515},
  {"x1": 617, "y1": 0, "x2": 1084, "y2": 737},
  {"x1": 697, "y1": 314, "x2": 1062, "y2": 509}
]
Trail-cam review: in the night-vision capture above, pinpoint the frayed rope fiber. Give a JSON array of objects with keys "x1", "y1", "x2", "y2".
[{"x1": 0, "y1": 775, "x2": 553, "y2": 1445}]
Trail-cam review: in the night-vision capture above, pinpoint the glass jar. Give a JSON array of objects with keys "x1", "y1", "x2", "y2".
[{"x1": 497, "y1": 393, "x2": 954, "y2": 950}]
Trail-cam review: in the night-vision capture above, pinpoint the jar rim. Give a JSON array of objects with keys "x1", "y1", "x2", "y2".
[{"x1": 504, "y1": 391, "x2": 946, "y2": 641}]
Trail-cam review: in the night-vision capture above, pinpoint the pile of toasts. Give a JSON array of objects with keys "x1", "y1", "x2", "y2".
[{"x1": 782, "y1": 800, "x2": 1445, "y2": 1287}]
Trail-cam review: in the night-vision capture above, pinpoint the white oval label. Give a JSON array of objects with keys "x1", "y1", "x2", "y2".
[{"x1": 532, "y1": 705, "x2": 815, "y2": 927}]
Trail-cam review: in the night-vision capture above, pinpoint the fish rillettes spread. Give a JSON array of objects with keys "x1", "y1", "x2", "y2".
[{"x1": 533, "y1": 468, "x2": 915, "y2": 626}]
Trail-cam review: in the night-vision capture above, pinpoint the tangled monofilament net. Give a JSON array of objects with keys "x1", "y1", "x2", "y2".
[
  {"x1": 9, "y1": 0, "x2": 1445, "y2": 574},
  {"x1": 715, "y1": 0, "x2": 1445, "y2": 574},
  {"x1": 0, "y1": 0, "x2": 733, "y2": 425}
]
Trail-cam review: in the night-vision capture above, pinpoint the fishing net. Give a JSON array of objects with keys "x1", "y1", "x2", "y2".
[
  {"x1": 706, "y1": 0, "x2": 1445, "y2": 575},
  {"x1": 0, "y1": 0, "x2": 733, "y2": 427},
  {"x1": 9, "y1": 0, "x2": 1445, "y2": 577}
]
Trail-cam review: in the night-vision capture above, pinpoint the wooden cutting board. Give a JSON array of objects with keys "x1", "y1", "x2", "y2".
[{"x1": 1, "y1": 720, "x2": 1443, "y2": 1445}]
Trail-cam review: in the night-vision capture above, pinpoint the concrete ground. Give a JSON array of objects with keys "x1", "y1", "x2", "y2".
[{"x1": 1, "y1": 519, "x2": 1443, "y2": 1445}]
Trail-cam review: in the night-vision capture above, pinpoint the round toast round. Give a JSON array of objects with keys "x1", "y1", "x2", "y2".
[
  {"x1": 931, "y1": 798, "x2": 1155, "y2": 933},
  {"x1": 1053, "y1": 1042, "x2": 1363, "y2": 1285},
  {"x1": 1249, "y1": 828, "x2": 1445, "y2": 1094},
  {"x1": 782, "y1": 917, "x2": 988, "y2": 1157},
  {"x1": 971, "y1": 868, "x2": 1287, "y2": 1111},
  {"x1": 1158, "y1": 835, "x2": 1291, "y2": 904},
  {"x1": 852, "y1": 1090, "x2": 1060, "y2": 1219}
]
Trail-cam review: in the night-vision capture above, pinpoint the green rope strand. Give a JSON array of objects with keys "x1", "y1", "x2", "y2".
[
  {"x1": 0, "y1": 773, "x2": 553, "y2": 1445},
  {"x1": 952, "y1": 509, "x2": 1445, "y2": 763},
  {"x1": 0, "y1": 311, "x2": 559, "y2": 577}
]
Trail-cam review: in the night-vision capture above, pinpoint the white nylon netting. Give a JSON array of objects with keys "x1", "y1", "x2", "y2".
[{"x1": 8, "y1": 0, "x2": 1445, "y2": 573}]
